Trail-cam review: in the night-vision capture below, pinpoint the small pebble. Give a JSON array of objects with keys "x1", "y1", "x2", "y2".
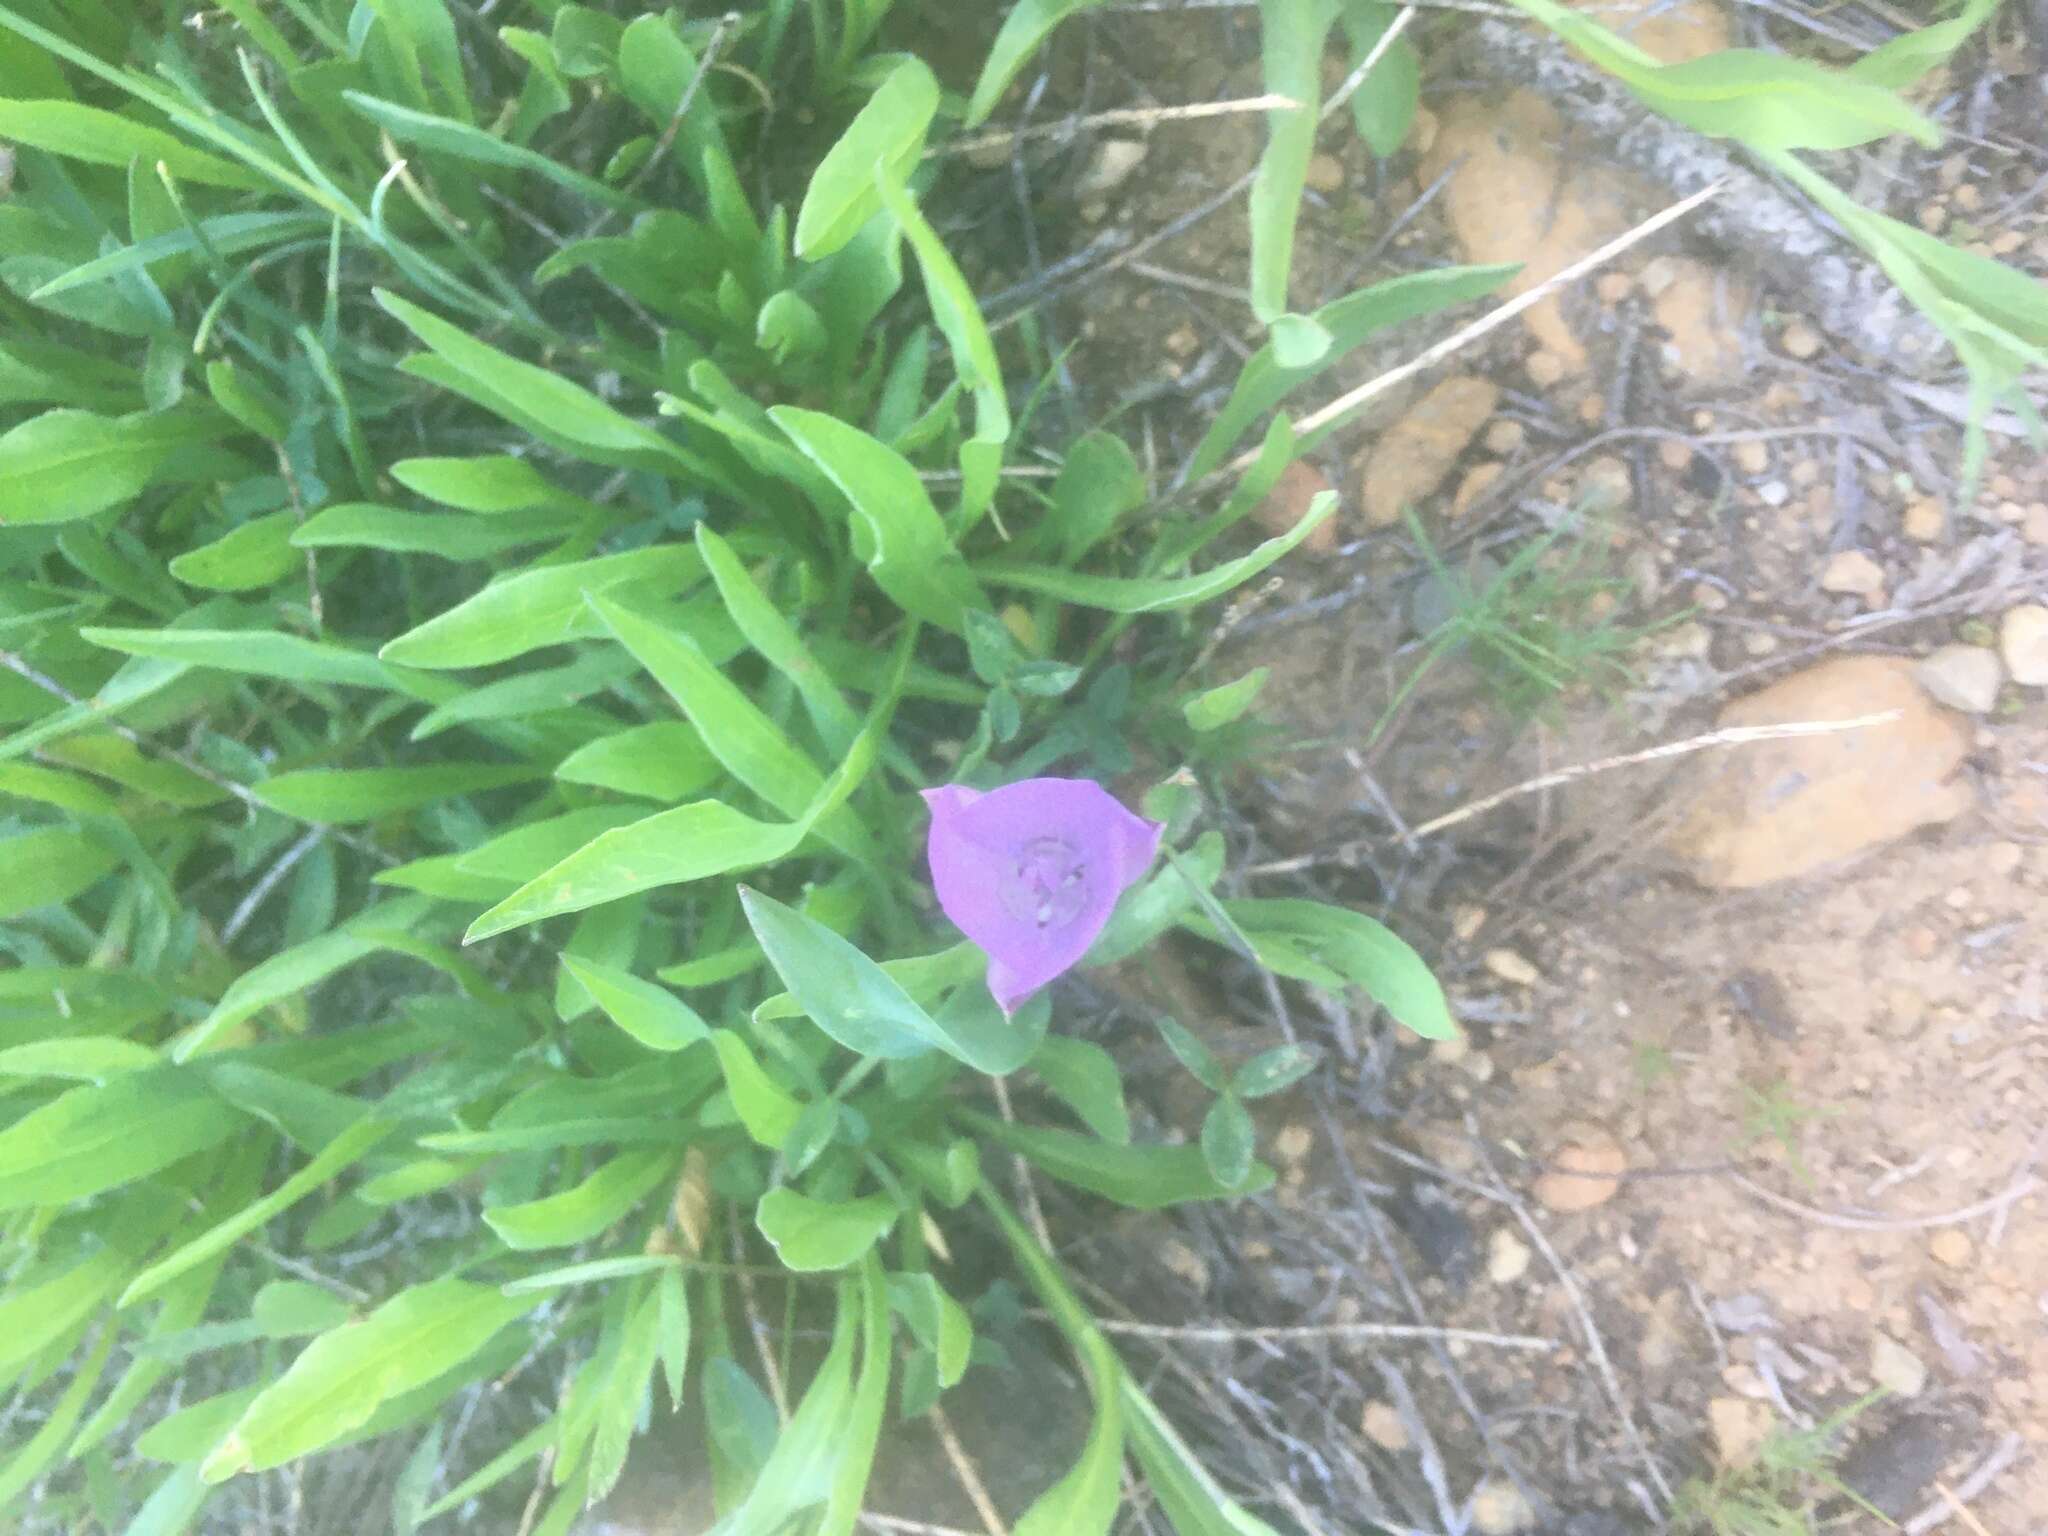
[
  {"x1": 1819, "y1": 549, "x2": 1885, "y2": 597},
  {"x1": 1930, "y1": 1229, "x2": 1973, "y2": 1268},
  {"x1": 1757, "y1": 480, "x2": 1790, "y2": 507},
  {"x1": 1524, "y1": 349, "x2": 1568, "y2": 388},
  {"x1": 1075, "y1": 137, "x2": 1146, "y2": 198},
  {"x1": 1871, "y1": 1334, "x2": 1928, "y2": 1398},
  {"x1": 1304, "y1": 152, "x2": 1346, "y2": 194},
  {"x1": 1483, "y1": 948, "x2": 1541, "y2": 987},
  {"x1": 1914, "y1": 644, "x2": 2003, "y2": 714},
  {"x1": 1534, "y1": 1129, "x2": 1627, "y2": 1213},
  {"x1": 1733, "y1": 439, "x2": 1771, "y2": 475},
  {"x1": 1472, "y1": 1479, "x2": 1537, "y2": 1535},
  {"x1": 1999, "y1": 604, "x2": 2048, "y2": 686},
  {"x1": 1487, "y1": 1226, "x2": 1533, "y2": 1284},
  {"x1": 1360, "y1": 1400, "x2": 1410, "y2": 1452},
  {"x1": 1779, "y1": 320, "x2": 1824, "y2": 360},
  {"x1": 1483, "y1": 419, "x2": 1526, "y2": 454},
  {"x1": 1902, "y1": 497, "x2": 1946, "y2": 542}
]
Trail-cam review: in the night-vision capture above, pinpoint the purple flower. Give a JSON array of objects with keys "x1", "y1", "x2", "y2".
[{"x1": 922, "y1": 777, "x2": 1162, "y2": 1015}]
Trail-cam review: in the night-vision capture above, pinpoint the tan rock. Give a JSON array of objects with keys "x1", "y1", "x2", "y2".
[
  {"x1": 1075, "y1": 137, "x2": 1146, "y2": 198},
  {"x1": 1524, "y1": 350, "x2": 1568, "y2": 389},
  {"x1": 1357, "y1": 375, "x2": 1498, "y2": 527},
  {"x1": 1420, "y1": 92, "x2": 1638, "y2": 371},
  {"x1": 1487, "y1": 1226, "x2": 1533, "y2": 1284},
  {"x1": 1483, "y1": 948, "x2": 1540, "y2": 987},
  {"x1": 1534, "y1": 1126, "x2": 1627, "y2": 1212},
  {"x1": 1871, "y1": 1334, "x2": 1928, "y2": 1398},
  {"x1": 1471, "y1": 1479, "x2": 1537, "y2": 1535},
  {"x1": 1903, "y1": 497, "x2": 1946, "y2": 542},
  {"x1": 1450, "y1": 462, "x2": 1506, "y2": 518},
  {"x1": 2022, "y1": 504, "x2": 2048, "y2": 547},
  {"x1": 1305, "y1": 152, "x2": 1346, "y2": 195},
  {"x1": 1709, "y1": 1396, "x2": 1775, "y2": 1469},
  {"x1": 1483, "y1": 419, "x2": 1526, "y2": 455},
  {"x1": 1779, "y1": 319, "x2": 1824, "y2": 360},
  {"x1": 1360, "y1": 1400, "x2": 1410, "y2": 1451},
  {"x1": 2001, "y1": 604, "x2": 2048, "y2": 686},
  {"x1": 1732, "y1": 439, "x2": 1771, "y2": 475},
  {"x1": 1254, "y1": 460, "x2": 1339, "y2": 553},
  {"x1": 1930, "y1": 1228, "x2": 1973, "y2": 1268},
  {"x1": 1578, "y1": 455, "x2": 1633, "y2": 511},
  {"x1": 1819, "y1": 548, "x2": 1885, "y2": 597},
  {"x1": 1648, "y1": 256, "x2": 1753, "y2": 385},
  {"x1": 1666, "y1": 657, "x2": 1973, "y2": 888},
  {"x1": 1576, "y1": 0, "x2": 1732, "y2": 62},
  {"x1": 1915, "y1": 644, "x2": 2002, "y2": 714}
]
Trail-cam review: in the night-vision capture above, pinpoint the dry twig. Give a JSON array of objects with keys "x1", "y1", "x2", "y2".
[
  {"x1": 938, "y1": 93, "x2": 1299, "y2": 158},
  {"x1": 1229, "y1": 179, "x2": 1726, "y2": 474}
]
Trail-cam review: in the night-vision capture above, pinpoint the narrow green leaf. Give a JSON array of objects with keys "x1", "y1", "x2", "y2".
[
  {"x1": 961, "y1": 1113, "x2": 1272, "y2": 1208},
  {"x1": 560, "y1": 955, "x2": 710, "y2": 1051},
  {"x1": 0, "y1": 1068, "x2": 242, "y2": 1212},
  {"x1": 0, "y1": 825, "x2": 118, "y2": 918},
  {"x1": 502, "y1": 1256, "x2": 678, "y2": 1296},
  {"x1": 981, "y1": 492, "x2": 1333, "y2": 612},
  {"x1": 79, "y1": 626, "x2": 429, "y2": 695},
  {"x1": 965, "y1": 0, "x2": 1116, "y2": 126},
  {"x1": 1186, "y1": 263, "x2": 1515, "y2": 481},
  {"x1": 1030, "y1": 1037, "x2": 1130, "y2": 1144},
  {"x1": 739, "y1": 887, "x2": 953, "y2": 1062},
  {"x1": 484, "y1": 1147, "x2": 677, "y2": 1250},
  {"x1": 293, "y1": 502, "x2": 578, "y2": 559},
  {"x1": 255, "y1": 763, "x2": 537, "y2": 822},
  {"x1": 377, "y1": 290, "x2": 728, "y2": 483},
  {"x1": 755, "y1": 1189, "x2": 897, "y2": 1272},
  {"x1": 794, "y1": 58, "x2": 940, "y2": 258},
  {"x1": 695, "y1": 524, "x2": 860, "y2": 751},
  {"x1": 1196, "y1": 897, "x2": 1454, "y2": 1040},
  {"x1": 0, "y1": 99, "x2": 266, "y2": 188},
  {"x1": 554, "y1": 721, "x2": 721, "y2": 802},
  {"x1": 1248, "y1": 0, "x2": 1339, "y2": 323},
  {"x1": 1182, "y1": 668, "x2": 1269, "y2": 731},
  {"x1": 119, "y1": 1118, "x2": 394, "y2": 1307},
  {"x1": 709, "y1": 1030, "x2": 804, "y2": 1149},
  {"x1": 200, "y1": 1281, "x2": 537, "y2": 1481},
  {"x1": 770, "y1": 406, "x2": 989, "y2": 634},
  {"x1": 380, "y1": 546, "x2": 706, "y2": 669},
  {"x1": 1506, "y1": 0, "x2": 1941, "y2": 148},
  {"x1": 168, "y1": 511, "x2": 300, "y2": 591},
  {"x1": 346, "y1": 92, "x2": 634, "y2": 205},
  {"x1": 388, "y1": 454, "x2": 575, "y2": 512},
  {"x1": 1199, "y1": 1094, "x2": 1255, "y2": 1190},
  {"x1": 588, "y1": 592, "x2": 871, "y2": 858},
  {"x1": 0, "y1": 407, "x2": 228, "y2": 525}
]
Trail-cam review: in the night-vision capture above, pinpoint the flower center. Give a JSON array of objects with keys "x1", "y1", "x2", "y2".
[{"x1": 1000, "y1": 836, "x2": 1089, "y2": 930}]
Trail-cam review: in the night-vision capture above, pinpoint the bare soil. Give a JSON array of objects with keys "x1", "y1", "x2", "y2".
[{"x1": 936, "y1": 4, "x2": 2048, "y2": 1533}]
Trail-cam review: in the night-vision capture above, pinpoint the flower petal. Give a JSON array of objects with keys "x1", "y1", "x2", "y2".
[{"x1": 922, "y1": 777, "x2": 1163, "y2": 1014}]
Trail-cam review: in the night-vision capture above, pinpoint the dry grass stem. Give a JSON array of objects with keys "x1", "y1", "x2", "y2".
[
  {"x1": 1406, "y1": 711, "x2": 1903, "y2": 840},
  {"x1": 1065, "y1": 1316, "x2": 1557, "y2": 1350},
  {"x1": 939, "y1": 93, "x2": 1300, "y2": 158},
  {"x1": 1732, "y1": 1170, "x2": 2043, "y2": 1233},
  {"x1": 1235, "y1": 178, "x2": 1726, "y2": 472},
  {"x1": 929, "y1": 1402, "x2": 1011, "y2": 1536}
]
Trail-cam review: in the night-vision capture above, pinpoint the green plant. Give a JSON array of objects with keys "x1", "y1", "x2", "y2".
[
  {"x1": 0, "y1": 3, "x2": 1475, "y2": 1530},
  {"x1": 1671, "y1": 1395, "x2": 1885, "y2": 1535},
  {"x1": 1739, "y1": 1079, "x2": 1838, "y2": 1187}
]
